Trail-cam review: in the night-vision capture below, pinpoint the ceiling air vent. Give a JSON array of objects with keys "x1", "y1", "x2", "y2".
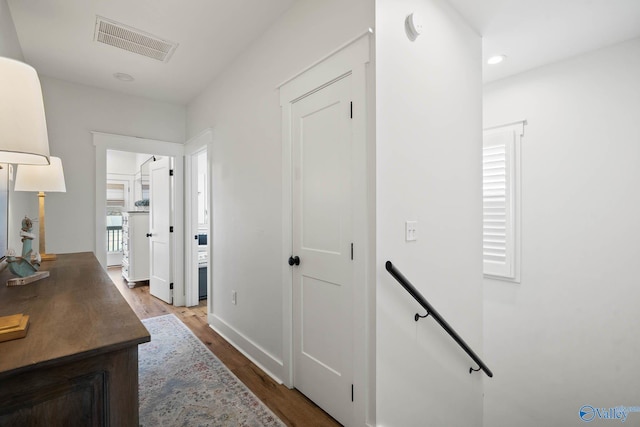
[{"x1": 94, "y1": 16, "x2": 178, "y2": 62}]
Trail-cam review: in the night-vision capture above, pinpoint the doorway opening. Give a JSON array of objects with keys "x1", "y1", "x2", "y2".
[
  {"x1": 94, "y1": 132, "x2": 185, "y2": 306},
  {"x1": 106, "y1": 150, "x2": 152, "y2": 267},
  {"x1": 184, "y1": 129, "x2": 212, "y2": 309},
  {"x1": 189, "y1": 148, "x2": 209, "y2": 315},
  {"x1": 195, "y1": 149, "x2": 208, "y2": 305},
  {"x1": 105, "y1": 150, "x2": 154, "y2": 283}
]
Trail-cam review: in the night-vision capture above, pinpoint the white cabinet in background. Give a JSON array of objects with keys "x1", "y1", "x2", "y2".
[{"x1": 122, "y1": 211, "x2": 149, "y2": 287}]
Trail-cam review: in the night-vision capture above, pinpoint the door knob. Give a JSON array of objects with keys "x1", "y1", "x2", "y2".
[
  {"x1": 146, "y1": 233, "x2": 152, "y2": 237},
  {"x1": 288, "y1": 256, "x2": 300, "y2": 266}
]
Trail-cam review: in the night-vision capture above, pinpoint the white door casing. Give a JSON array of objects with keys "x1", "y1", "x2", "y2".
[
  {"x1": 279, "y1": 31, "x2": 372, "y2": 427},
  {"x1": 149, "y1": 156, "x2": 173, "y2": 304}
]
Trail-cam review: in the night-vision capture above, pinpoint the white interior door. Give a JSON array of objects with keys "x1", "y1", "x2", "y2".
[
  {"x1": 292, "y1": 74, "x2": 354, "y2": 426},
  {"x1": 149, "y1": 156, "x2": 173, "y2": 304}
]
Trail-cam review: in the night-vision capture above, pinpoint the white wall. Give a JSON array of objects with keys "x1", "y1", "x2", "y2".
[
  {"x1": 107, "y1": 150, "x2": 139, "y2": 176},
  {"x1": 187, "y1": 0, "x2": 373, "y2": 381},
  {"x1": 136, "y1": 153, "x2": 153, "y2": 170},
  {"x1": 483, "y1": 38, "x2": 640, "y2": 426},
  {"x1": 106, "y1": 150, "x2": 140, "y2": 213},
  {"x1": 2, "y1": 3, "x2": 185, "y2": 254},
  {"x1": 0, "y1": 0, "x2": 27, "y2": 256},
  {"x1": 0, "y1": 0, "x2": 22, "y2": 61},
  {"x1": 375, "y1": 1, "x2": 483, "y2": 426},
  {"x1": 17, "y1": 76, "x2": 185, "y2": 255}
]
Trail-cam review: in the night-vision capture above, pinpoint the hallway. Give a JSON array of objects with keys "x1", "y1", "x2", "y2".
[{"x1": 107, "y1": 268, "x2": 340, "y2": 427}]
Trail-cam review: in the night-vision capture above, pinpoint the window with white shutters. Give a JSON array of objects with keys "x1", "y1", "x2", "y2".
[
  {"x1": 483, "y1": 121, "x2": 524, "y2": 281},
  {"x1": 106, "y1": 182, "x2": 126, "y2": 209}
]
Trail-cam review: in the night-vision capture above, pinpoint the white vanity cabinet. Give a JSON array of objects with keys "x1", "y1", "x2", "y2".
[{"x1": 122, "y1": 211, "x2": 149, "y2": 287}]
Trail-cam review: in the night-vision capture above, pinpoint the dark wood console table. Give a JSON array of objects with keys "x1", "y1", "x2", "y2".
[{"x1": 0, "y1": 252, "x2": 150, "y2": 426}]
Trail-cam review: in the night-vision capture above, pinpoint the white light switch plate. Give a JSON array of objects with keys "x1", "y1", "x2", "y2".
[{"x1": 405, "y1": 221, "x2": 417, "y2": 241}]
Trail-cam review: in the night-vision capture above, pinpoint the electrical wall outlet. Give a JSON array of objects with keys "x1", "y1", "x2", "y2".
[{"x1": 231, "y1": 290, "x2": 237, "y2": 305}]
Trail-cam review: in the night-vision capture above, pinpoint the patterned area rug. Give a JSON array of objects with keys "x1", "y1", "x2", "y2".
[{"x1": 139, "y1": 314, "x2": 285, "y2": 427}]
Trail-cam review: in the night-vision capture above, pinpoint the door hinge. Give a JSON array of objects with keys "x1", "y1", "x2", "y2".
[
  {"x1": 351, "y1": 384, "x2": 354, "y2": 402},
  {"x1": 169, "y1": 169, "x2": 174, "y2": 176},
  {"x1": 351, "y1": 243, "x2": 354, "y2": 260},
  {"x1": 170, "y1": 226, "x2": 174, "y2": 233},
  {"x1": 350, "y1": 101, "x2": 353, "y2": 119},
  {"x1": 170, "y1": 282, "x2": 174, "y2": 290}
]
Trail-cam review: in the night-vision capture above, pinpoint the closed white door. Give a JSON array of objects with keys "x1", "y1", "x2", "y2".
[
  {"x1": 292, "y1": 74, "x2": 354, "y2": 426},
  {"x1": 149, "y1": 156, "x2": 173, "y2": 304}
]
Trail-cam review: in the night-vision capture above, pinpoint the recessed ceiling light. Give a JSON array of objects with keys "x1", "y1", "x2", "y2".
[
  {"x1": 113, "y1": 72, "x2": 135, "y2": 82},
  {"x1": 487, "y1": 55, "x2": 507, "y2": 65}
]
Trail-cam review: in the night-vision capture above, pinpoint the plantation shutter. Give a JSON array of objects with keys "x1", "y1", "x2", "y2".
[
  {"x1": 107, "y1": 182, "x2": 126, "y2": 209},
  {"x1": 483, "y1": 122, "x2": 523, "y2": 279}
]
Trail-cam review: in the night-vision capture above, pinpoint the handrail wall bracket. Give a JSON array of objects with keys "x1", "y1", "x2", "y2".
[
  {"x1": 415, "y1": 311, "x2": 430, "y2": 321},
  {"x1": 385, "y1": 260, "x2": 494, "y2": 378}
]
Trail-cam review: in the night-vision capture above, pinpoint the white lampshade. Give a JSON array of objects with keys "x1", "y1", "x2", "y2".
[
  {"x1": 15, "y1": 156, "x2": 66, "y2": 192},
  {"x1": 0, "y1": 57, "x2": 50, "y2": 165}
]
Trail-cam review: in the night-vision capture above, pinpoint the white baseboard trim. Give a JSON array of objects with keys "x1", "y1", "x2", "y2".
[{"x1": 208, "y1": 313, "x2": 284, "y2": 384}]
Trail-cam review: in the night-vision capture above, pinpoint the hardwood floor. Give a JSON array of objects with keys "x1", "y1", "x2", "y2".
[{"x1": 107, "y1": 268, "x2": 341, "y2": 427}]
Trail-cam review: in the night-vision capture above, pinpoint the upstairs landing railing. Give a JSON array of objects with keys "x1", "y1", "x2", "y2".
[{"x1": 107, "y1": 226, "x2": 123, "y2": 253}]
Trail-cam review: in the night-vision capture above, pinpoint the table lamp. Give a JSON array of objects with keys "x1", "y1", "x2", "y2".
[
  {"x1": 0, "y1": 56, "x2": 51, "y2": 341},
  {"x1": 14, "y1": 157, "x2": 66, "y2": 261},
  {"x1": 0, "y1": 57, "x2": 50, "y2": 165}
]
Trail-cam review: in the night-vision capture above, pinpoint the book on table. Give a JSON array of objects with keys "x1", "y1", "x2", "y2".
[{"x1": 0, "y1": 313, "x2": 30, "y2": 343}]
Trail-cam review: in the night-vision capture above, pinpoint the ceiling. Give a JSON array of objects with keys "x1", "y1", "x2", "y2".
[
  {"x1": 449, "y1": 0, "x2": 640, "y2": 82},
  {"x1": 7, "y1": 0, "x2": 295, "y2": 105},
  {"x1": 7, "y1": 0, "x2": 640, "y2": 105}
]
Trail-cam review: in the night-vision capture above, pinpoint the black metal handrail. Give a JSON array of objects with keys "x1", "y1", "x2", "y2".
[{"x1": 385, "y1": 261, "x2": 493, "y2": 378}]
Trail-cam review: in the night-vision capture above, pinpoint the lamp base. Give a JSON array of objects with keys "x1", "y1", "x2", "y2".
[{"x1": 39, "y1": 253, "x2": 57, "y2": 262}]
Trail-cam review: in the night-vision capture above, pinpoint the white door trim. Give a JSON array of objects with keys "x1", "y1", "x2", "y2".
[
  {"x1": 185, "y1": 128, "x2": 213, "y2": 308},
  {"x1": 279, "y1": 32, "x2": 372, "y2": 427},
  {"x1": 277, "y1": 28, "x2": 374, "y2": 89},
  {"x1": 93, "y1": 131, "x2": 185, "y2": 306}
]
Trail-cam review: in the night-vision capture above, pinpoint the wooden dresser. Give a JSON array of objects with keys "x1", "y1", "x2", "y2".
[{"x1": 0, "y1": 252, "x2": 150, "y2": 426}]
